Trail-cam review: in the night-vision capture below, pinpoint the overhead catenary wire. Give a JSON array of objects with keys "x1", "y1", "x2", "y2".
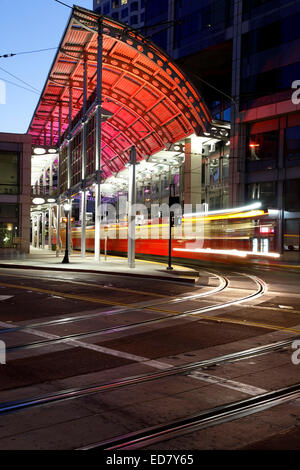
[
  {"x1": 0, "y1": 65, "x2": 41, "y2": 93},
  {"x1": 53, "y1": 0, "x2": 73, "y2": 8},
  {"x1": 0, "y1": 47, "x2": 57, "y2": 59},
  {"x1": 0, "y1": 77, "x2": 41, "y2": 95}
]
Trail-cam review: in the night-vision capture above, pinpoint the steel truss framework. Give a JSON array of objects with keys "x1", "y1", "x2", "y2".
[{"x1": 28, "y1": 6, "x2": 215, "y2": 184}]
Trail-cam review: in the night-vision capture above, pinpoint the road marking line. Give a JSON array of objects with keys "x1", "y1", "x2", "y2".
[
  {"x1": 0, "y1": 272, "x2": 171, "y2": 299},
  {"x1": 196, "y1": 315, "x2": 300, "y2": 334},
  {"x1": 0, "y1": 295, "x2": 13, "y2": 301},
  {"x1": 188, "y1": 371, "x2": 267, "y2": 396},
  {"x1": 2, "y1": 318, "x2": 270, "y2": 395},
  {"x1": 0, "y1": 281, "x2": 210, "y2": 315},
  {"x1": 0, "y1": 282, "x2": 137, "y2": 307},
  {"x1": 279, "y1": 305, "x2": 294, "y2": 310},
  {"x1": 240, "y1": 304, "x2": 300, "y2": 315},
  {"x1": 2, "y1": 320, "x2": 171, "y2": 370}
]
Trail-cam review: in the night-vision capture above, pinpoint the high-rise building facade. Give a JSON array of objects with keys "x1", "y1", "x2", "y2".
[
  {"x1": 94, "y1": 0, "x2": 146, "y2": 28},
  {"x1": 94, "y1": 0, "x2": 300, "y2": 256}
]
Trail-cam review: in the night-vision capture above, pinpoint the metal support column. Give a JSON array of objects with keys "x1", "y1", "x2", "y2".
[
  {"x1": 48, "y1": 207, "x2": 52, "y2": 250},
  {"x1": 50, "y1": 119, "x2": 53, "y2": 147},
  {"x1": 41, "y1": 212, "x2": 46, "y2": 249},
  {"x1": 56, "y1": 103, "x2": 62, "y2": 255},
  {"x1": 81, "y1": 190, "x2": 87, "y2": 257},
  {"x1": 128, "y1": 146, "x2": 137, "y2": 269},
  {"x1": 49, "y1": 158, "x2": 53, "y2": 195},
  {"x1": 31, "y1": 217, "x2": 35, "y2": 247},
  {"x1": 66, "y1": 84, "x2": 72, "y2": 258},
  {"x1": 67, "y1": 84, "x2": 72, "y2": 191},
  {"x1": 36, "y1": 214, "x2": 40, "y2": 248},
  {"x1": 94, "y1": 20, "x2": 103, "y2": 262},
  {"x1": 56, "y1": 203, "x2": 61, "y2": 256},
  {"x1": 81, "y1": 58, "x2": 88, "y2": 259}
]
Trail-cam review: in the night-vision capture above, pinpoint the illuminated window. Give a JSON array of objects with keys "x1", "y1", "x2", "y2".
[
  {"x1": 247, "y1": 181, "x2": 277, "y2": 208},
  {"x1": 248, "y1": 130, "x2": 278, "y2": 162},
  {"x1": 121, "y1": 0, "x2": 127, "y2": 4}
]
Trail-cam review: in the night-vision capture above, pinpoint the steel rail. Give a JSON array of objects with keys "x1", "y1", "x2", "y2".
[
  {"x1": 0, "y1": 269, "x2": 226, "y2": 335},
  {"x1": 0, "y1": 336, "x2": 297, "y2": 415},
  {"x1": 79, "y1": 383, "x2": 300, "y2": 450},
  {"x1": 6, "y1": 272, "x2": 266, "y2": 354}
]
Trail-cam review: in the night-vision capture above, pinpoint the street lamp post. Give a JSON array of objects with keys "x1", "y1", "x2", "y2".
[
  {"x1": 62, "y1": 202, "x2": 71, "y2": 264},
  {"x1": 167, "y1": 210, "x2": 174, "y2": 271}
]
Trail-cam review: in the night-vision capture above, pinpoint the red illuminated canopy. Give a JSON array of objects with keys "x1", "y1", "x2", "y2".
[{"x1": 28, "y1": 6, "x2": 212, "y2": 177}]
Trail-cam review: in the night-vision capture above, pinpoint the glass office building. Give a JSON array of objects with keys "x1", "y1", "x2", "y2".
[{"x1": 94, "y1": 0, "x2": 300, "y2": 256}]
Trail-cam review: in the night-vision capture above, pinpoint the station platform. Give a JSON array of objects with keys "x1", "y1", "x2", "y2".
[{"x1": 0, "y1": 247, "x2": 200, "y2": 283}]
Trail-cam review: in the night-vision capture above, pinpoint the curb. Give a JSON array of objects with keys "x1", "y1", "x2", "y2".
[{"x1": 0, "y1": 263, "x2": 199, "y2": 284}]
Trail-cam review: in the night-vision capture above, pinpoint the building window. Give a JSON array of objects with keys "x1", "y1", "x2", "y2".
[
  {"x1": 121, "y1": 0, "x2": 127, "y2": 4},
  {"x1": 285, "y1": 126, "x2": 300, "y2": 164},
  {"x1": 0, "y1": 204, "x2": 18, "y2": 248},
  {"x1": 121, "y1": 7, "x2": 128, "y2": 18},
  {"x1": 209, "y1": 159, "x2": 220, "y2": 184},
  {"x1": 0, "y1": 151, "x2": 19, "y2": 195},
  {"x1": 247, "y1": 181, "x2": 277, "y2": 208},
  {"x1": 131, "y1": 14, "x2": 138, "y2": 24},
  {"x1": 130, "y1": 1, "x2": 138, "y2": 12},
  {"x1": 112, "y1": 11, "x2": 119, "y2": 20},
  {"x1": 71, "y1": 133, "x2": 82, "y2": 188},
  {"x1": 103, "y1": 2, "x2": 110, "y2": 14},
  {"x1": 284, "y1": 219, "x2": 300, "y2": 251},
  {"x1": 248, "y1": 130, "x2": 278, "y2": 161},
  {"x1": 112, "y1": 0, "x2": 119, "y2": 8},
  {"x1": 222, "y1": 154, "x2": 229, "y2": 179},
  {"x1": 247, "y1": 129, "x2": 278, "y2": 171},
  {"x1": 285, "y1": 179, "x2": 300, "y2": 212}
]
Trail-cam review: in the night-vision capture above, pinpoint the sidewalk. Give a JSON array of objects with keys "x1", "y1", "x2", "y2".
[{"x1": 0, "y1": 247, "x2": 200, "y2": 283}]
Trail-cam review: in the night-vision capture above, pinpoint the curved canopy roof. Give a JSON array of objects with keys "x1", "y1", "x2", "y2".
[{"x1": 28, "y1": 6, "x2": 212, "y2": 178}]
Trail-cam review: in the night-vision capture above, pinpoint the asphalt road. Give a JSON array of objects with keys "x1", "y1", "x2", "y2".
[{"x1": 0, "y1": 261, "x2": 299, "y2": 451}]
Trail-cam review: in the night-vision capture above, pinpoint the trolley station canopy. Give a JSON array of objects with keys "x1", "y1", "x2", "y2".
[{"x1": 28, "y1": 5, "x2": 212, "y2": 177}]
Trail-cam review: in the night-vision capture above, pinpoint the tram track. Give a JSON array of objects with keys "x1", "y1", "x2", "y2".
[
  {"x1": 0, "y1": 268, "x2": 227, "y2": 336},
  {"x1": 0, "y1": 336, "x2": 297, "y2": 416},
  {"x1": 3, "y1": 272, "x2": 265, "y2": 354},
  {"x1": 78, "y1": 383, "x2": 300, "y2": 450},
  {"x1": 0, "y1": 266, "x2": 297, "y2": 450}
]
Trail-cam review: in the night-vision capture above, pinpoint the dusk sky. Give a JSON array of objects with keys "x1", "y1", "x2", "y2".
[{"x1": 0, "y1": 0, "x2": 92, "y2": 134}]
